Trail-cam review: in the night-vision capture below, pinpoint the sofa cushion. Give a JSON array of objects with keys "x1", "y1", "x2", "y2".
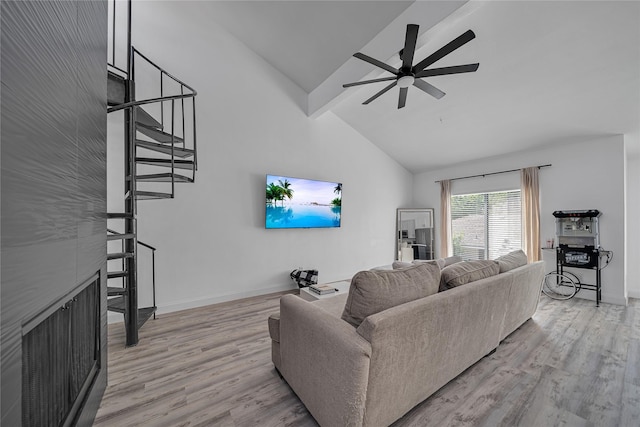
[
  {"x1": 312, "y1": 292, "x2": 350, "y2": 317},
  {"x1": 443, "y1": 255, "x2": 463, "y2": 267},
  {"x1": 392, "y1": 259, "x2": 445, "y2": 270},
  {"x1": 370, "y1": 265, "x2": 393, "y2": 271},
  {"x1": 416, "y1": 259, "x2": 446, "y2": 269},
  {"x1": 495, "y1": 249, "x2": 528, "y2": 273},
  {"x1": 391, "y1": 260, "x2": 413, "y2": 269},
  {"x1": 341, "y1": 262, "x2": 440, "y2": 327},
  {"x1": 440, "y1": 260, "x2": 500, "y2": 291},
  {"x1": 269, "y1": 293, "x2": 349, "y2": 344}
]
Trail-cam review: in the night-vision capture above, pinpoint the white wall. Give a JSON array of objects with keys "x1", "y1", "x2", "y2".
[
  {"x1": 413, "y1": 135, "x2": 627, "y2": 305},
  {"x1": 107, "y1": 1, "x2": 412, "y2": 318}
]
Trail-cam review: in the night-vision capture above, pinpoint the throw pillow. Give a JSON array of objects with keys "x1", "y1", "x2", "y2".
[
  {"x1": 495, "y1": 249, "x2": 528, "y2": 273},
  {"x1": 440, "y1": 260, "x2": 500, "y2": 291},
  {"x1": 341, "y1": 262, "x2": 441, "y2": 327}
]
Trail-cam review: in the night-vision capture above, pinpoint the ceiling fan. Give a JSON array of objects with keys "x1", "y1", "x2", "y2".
[{"x1": 343, "y1": 24, "x2": 479, "y2": 109}]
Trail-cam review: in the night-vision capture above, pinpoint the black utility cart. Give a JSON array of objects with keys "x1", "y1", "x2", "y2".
[{"x1": 552, "y1": 209, "x2": 611, "y2": 306}]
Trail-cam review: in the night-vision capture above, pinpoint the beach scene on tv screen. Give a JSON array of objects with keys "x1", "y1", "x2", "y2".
[{"x1": 266, "y1": 175, "x2": 341, "y2": 229}]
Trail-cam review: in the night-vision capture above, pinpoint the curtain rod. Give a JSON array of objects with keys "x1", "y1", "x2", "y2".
[{"x1": 434, "y1": 164, "x2": 551, "y2": 183}]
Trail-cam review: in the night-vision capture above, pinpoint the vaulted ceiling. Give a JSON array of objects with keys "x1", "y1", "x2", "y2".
[{"x1": 205, "y1": 1, "x2": 640, "y2": 172}]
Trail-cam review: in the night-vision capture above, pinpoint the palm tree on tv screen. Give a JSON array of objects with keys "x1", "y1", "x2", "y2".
[
  {"x1": 278, "y1": 179, "x2": 294, "y2": 205},
  {"x1": 333, "y1": 183, "x2": 342, "y2": 207},
  {"x1": 266, "y1": 183, "x2": 283, "y2": 205}
]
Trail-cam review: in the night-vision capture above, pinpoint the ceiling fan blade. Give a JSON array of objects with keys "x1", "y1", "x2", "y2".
[
  {"x1": 413, "y1": 79, "x2": 445, "y2": 99},
  {"x1": 402, "y1": 24, "x2": 419, "y2": 70},
  {"x1": 343, "y1": 76, "x2": 398, "y2": 88},
  {"x1": 353, "y1": 52, "x2": 399, "y2": 75},
  {"x1": 412, "y1": 30, "x2": 476, "y2": 73},
  {"x1": 398, "y1": 87, "x2": 408, "y2": 109},
  {"x1": 363, "y1": 81, "x2": 397, "y2": 105},
  {"x1": 415, "y1": 63, "x2": 479, "y2": 78}
]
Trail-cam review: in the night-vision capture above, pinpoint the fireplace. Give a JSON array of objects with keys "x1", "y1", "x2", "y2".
[{"x1": 21, "y1": 274, "x2": 101, "y2": 427}]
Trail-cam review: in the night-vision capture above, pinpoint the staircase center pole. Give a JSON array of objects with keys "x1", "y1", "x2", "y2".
[
  {"x1": 124, "y1": 81, "x2": 138, "y2": 347},
  {"x1": 124, "y1": 0, "x2": 139, "y2": 347}
]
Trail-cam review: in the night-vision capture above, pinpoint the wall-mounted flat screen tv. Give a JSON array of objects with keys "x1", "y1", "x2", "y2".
[{"x1": 266, "y1": 174, "x2": 342, "y2": 229}]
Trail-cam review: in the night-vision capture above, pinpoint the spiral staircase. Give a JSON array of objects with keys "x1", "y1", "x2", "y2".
[{"x1": 106, "y1": 1, "x2": 198, "y2": 346}]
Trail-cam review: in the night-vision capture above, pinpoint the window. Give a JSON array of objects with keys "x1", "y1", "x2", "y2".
[{"x1": 451, "y1": 190, "x2": 521, "y2": 260}]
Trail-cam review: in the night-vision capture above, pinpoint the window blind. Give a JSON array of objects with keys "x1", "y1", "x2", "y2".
[{"x1": 451, "y1": 190, "x2": 521, "y2": 261}]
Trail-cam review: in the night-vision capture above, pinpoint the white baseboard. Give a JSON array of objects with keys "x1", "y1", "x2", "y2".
[
  {"x1": 603, "y1": 295, "x2": 628, "y2": 306},
  {"x1": 157, "y1": 284, "x2": 295, "y2": 315},
  {"x1": 574, "y1": 292, "x2": 627, "y2": 306},
  {"x1": 628, "y1": 289, "x2": 640, "y2": 300},
  {"x1": 107, "y1": 284, "x2": 296, "y2": 324}
]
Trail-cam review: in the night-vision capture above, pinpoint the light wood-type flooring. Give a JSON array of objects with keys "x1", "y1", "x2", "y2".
[{"x1": 94, "y1": 292, "x2": 640, "y2": 427}]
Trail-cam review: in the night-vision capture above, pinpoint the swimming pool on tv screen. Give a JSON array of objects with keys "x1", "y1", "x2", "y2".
[{"x1": 266, "y1": 205, "x2": 341, "y2": 228}]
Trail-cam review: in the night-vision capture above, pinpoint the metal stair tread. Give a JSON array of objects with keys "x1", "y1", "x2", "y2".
[
  {"x1": 107, "y1": 252, "x2": 134, "y2": 260},
  {"x1": 107, "y1": 297, "x2": 156, "y2": 329},
  {"x1": 107, "y1": 212, "x2": 133, "y2": 219},
  {"x1": 136, "y1": 173, "x2": 194, "y2": 183},
  {"x1": 135, "y1": 157, "x2": 195, "y2": 170},
  {"x1": 135, "y1": 139, "x2": 194, "y2": 158},
  {"x1": 107, "y1": 232, "x2": 135, "y2": 241},
  {"x1": 137, "y1": 124, "x2": 184, "y2": 144},
  {"x1": 107, "y1": 296, "x2": 126, "y2": 313},
  {"x1": 107, "y1": 271, "x2": 127, "y2": 279},
  {"x1": 135, "y1": 106, "x2": 163, "y2": 130},
  {"x1": 135, "y1": 191, "x2": 173, "y2": 200},
  {"x1": 107, "y1": 286, "x2": 126, "y2": 296}
]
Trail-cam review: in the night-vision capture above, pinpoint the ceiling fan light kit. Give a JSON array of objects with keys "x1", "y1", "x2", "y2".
[
  {"x1": 397, "y1": 75, "x2": 415, "y2": 88},
  {"x1": 343, "y1": 24, "x2": 479, "y2": 109}
]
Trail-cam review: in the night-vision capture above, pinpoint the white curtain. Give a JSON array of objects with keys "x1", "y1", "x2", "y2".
[
  {"x1": 521, "y1": 167, "x2": 541, "y2": 262},
  {"x1": 440, "y1": 180, "x2": 452, "y2": 258}
]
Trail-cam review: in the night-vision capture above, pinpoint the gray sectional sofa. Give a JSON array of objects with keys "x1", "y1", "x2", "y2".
[{"x1": 268, "y1": 252, "x2": 545, "y2": 427}]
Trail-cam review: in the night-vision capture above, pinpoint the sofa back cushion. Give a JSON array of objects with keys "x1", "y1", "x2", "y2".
[
  {"x1": 443, "y1": 255, "x2": 463, "y2": 267},
  {"x1": 392, "y1": 258, "x2": 445, "y2": 270},
  {"x1": 440, "y1": 260, "x2": 500, "y2": 291},
  {"x1": 391, "y1": 261, "x2": 412, "y2": 269},
  {"x1": 341, "y1": 262, "x2": 440, "y2": 327},
  {"x1": 495, "y1": 249, "x2": 528, "y2": 273}
]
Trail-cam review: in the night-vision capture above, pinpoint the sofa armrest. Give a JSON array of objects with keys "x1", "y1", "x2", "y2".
[
  {"x1": 279, "y1": 294, "x2": 371, "y2": 427},
  {"x1": 499, "y1": 261, "x2": 545, "y2": 340}
]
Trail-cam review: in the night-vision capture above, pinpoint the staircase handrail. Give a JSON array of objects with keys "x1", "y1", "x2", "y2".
[
  {"x1": 136, "y1": 240, "x2": 157, "y2": 251},
  {"x1": 131, "y1": 46, "x2": 197, "y2": 94},
  {"x1": 130, "y1": 46, "x2": 197, "y2": 168},
  {"x1": 107, "y1": 93, "x2": 195, "y2": 114},
  {"x1": 107, "y1": 228, "x2": 157, "y2": 251}
]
